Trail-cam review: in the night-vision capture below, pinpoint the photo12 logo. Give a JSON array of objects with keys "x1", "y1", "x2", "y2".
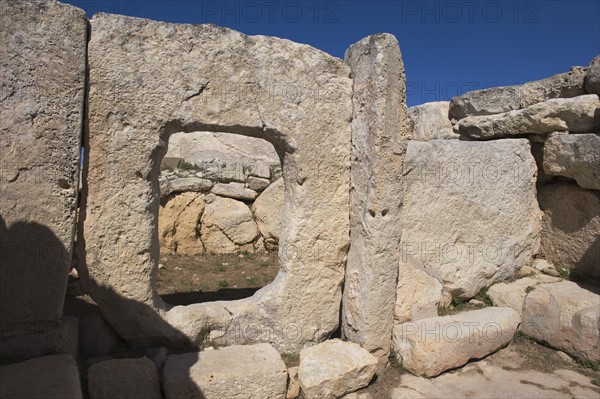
[
  {"x1": 398, "y1": 1, "x2": 540, "y2": 24},
  {"x1": 199, "y1": 1, "x2": 341, "y2": 24}
]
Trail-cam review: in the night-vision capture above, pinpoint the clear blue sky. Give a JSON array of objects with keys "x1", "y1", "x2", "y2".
[{"x1": 63, "y1": 0, "x2": 600, "y2": 106}]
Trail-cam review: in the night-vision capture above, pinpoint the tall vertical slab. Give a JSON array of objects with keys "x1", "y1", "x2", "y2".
[
  {"x1": 0, "y1": 0, "x2": 87, "y2": 335},
  {"x1": 342, "y1": 34, "x2": 408, "y2": 371}
]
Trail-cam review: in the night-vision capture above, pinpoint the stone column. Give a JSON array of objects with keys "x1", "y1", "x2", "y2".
[{"x1": 342, "y1": 33, "x2": 408, "y2": 372}]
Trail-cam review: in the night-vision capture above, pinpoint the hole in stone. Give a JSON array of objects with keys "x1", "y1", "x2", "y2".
[
  {"x1": 58, "y1": 178, "x2": 70, "y2": 189},
  {"x1": 368, "y1": 209, "x2": 376, "y2": 217},
  {"x1": 156, "y1": 131, "x2": 284, "y2": 306}
]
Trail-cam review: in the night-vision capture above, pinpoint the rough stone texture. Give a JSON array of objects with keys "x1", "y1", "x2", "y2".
[
  {"x1": 487, "y1": 274, "x2": 561, "y2": 316},
  {"x1": 455, "y1": 95, "x2": 600, "y2": 139},
  {"x1": 522, "y1": 280, "x2": 600, "y2": 361},
  {"x1": 169, "y1": 177, "x2": 213, "y2": 193},
  {"x1": 88, "y1": 357, "x2": 161, "y2": 399},
  {"x1": 286, "y1": 366, "x2": 300, "y2": 399},
  {"x1": 408, "y1": 101, "x2": 458, "y2": 140},
  {"x1": 200, "y1": 196, "x2": 260, "y2": 253},
  {"x1": 392, "y1": 307, "x2": 521, "y2": 377},
  {"x1": 538, "y1": 183, "x2": 600, "y2": 279},
  {"x1": 390, "y1": 346, "x2": 600, "y2": 399},
  {"x1": 341, "y1": 33, "x2": 408, "y2": 373},
  {"x1": 211, "y1": 182, "x2": 258, "y2": 200},
  {"x1": 449, "y1": 67, "x2": 587, "y2": 119},
  {"x1": 159, "y1": 192, "x2": 205, "y2": 256},
  {"x1": 163, "y1": 344, "x2": 287, "y2": 399},
  {"x1": 543, "y1": 133, "x2": 600, "y2": 190},
  {"x1": 165, "y1": 131, "x2": 279, "y2": 182},
  {"x1": 252, "y1": 177, "x2": 284, "y2": 250},
  {"x1": 83, "y1": 13, "x2": 352, "y2": 349},
  {"x1": 0, "y1": 0, "x2": 87, "y2": 335},
  {"x1": 0, "y1": 354, "x2": 82, "y2": 399},
  {"x1": 247, "y1": 176, "x2": 271, "y2": 191},
  {"x1": 585, "y1": 55, "x2": 600, "y2": 94},
  {"x1": 0, "y1": 315, "x2": 78, "y2": 360},
  {"x1": 298, "y1": 339, "x2": 378, "y2": 399},
  {"x1": 394, "y1": 260, "x2": 443, "y2": 324},
  {"x1": 400, "y1": 139, "x2": 541, "y2": 298}
]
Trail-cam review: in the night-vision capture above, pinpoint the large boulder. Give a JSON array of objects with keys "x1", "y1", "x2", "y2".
[
  {"x1": 298, "y1": 339, "x2": 378, "y2": 399},
  {"x1": 163, "y1": 344, "x2": 288, "y2": 399},
  {"x1": 0, "y1": 354, "x2": 82, "y2": 399},
  {"x1": 83, "y1": 13, "x2": 351, "y2": 349},
  {"x1": 159, "y1": 192, "x2": 205, "y2": 255},
  {"x1": 408, "y1": 101, "x2": 458, "y2": 140},
  {"x1": 455, "y1": 95, "x2": 600, "y2": 139},
  {"x1": 211, "y1": 182, "x2": 258, "y2": 200},
  {"x1": 394, "y1": 260, "x2": 443, "y2": 324},
  {"x1": 487, "y1": 274, "x2": 561, "y2": 317},
  {"x1": 538, "y1": 183, "x2": 600, "y2": 279},
  {"x1": 252, "y1": 177, "x2": 284, "y2": 249},
  {"x1": 522, "y1": 280, "x2": 600, "y2": 361},
  {"x1": 449, "y1": 67, "x2": 587, "y2": 119},
  {"x1": 88, "y1": 357, "x2": 161, "y2": 399},
  {"x1": 200, "y1": 196, "x2": 260, "y2": 253},
  {"x1": 341, "y1": 33, "x2": 408, "y2": 372},
  {"x1": 585, "y1": 55, "x2": 600, "y2": 94},
  {"x1": 543, "y1": 133, "x2": 600, "y2": 191},
  {"x1": 0, "y1": 0, "x2": 87, "y2": 335},
  {"x1": 400, "y1": 139, "x2": 541, "y2": 298},
  {"x1": 392, "y1": 307, "x2": 521, "y2": 377}
]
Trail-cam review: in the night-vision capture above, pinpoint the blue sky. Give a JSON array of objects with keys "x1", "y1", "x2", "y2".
[{"x1": 63, "y1": 0, "x2": 600, "y2": 106}]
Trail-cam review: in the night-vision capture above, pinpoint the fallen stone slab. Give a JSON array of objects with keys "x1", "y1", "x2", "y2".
[
  {"x1": 455, "y1": 95, "x2": 600, "y2": 139},
  {"x1": 395, "y1": 260, "x2": 443, "y2": 324},
  {"x1": 488, "y1": 274, "x2": 561, "y2": 316},
  {"x1": 163, "y1": 343, "x2": 287, "y2": 399},
  {"x1": 298, "y1": 339, "x2": 378, "y2": 399},
  {"x1": 170, "y1": 177, "x2": 213, "y2": 193},
  {"x1": 211, "y1": 182, "x2": 258, "y2": 200},
  {"x1": 538, "y1": 183, "x2": 600, "y2": 279},
  {"x1": 543, "y1": 133, "x2": 600, "y2": 191},
  {"x1": 408, "y1": 101, "x2": 458, "y2": 140},
  {"x1": 0, "y1": 0, "x2": 87, "y2": 335},
  {"x1": 392, "y1": 307, "x2": 521, "y2": 377},
  {"x1": 585, "y1": 55, "x2": 600, "y2": 94},
  {"x1": 449, "y1": 67, "x2": 587, "y2": 119},
  {"x1": 247, "y1": 176, "x2": 271, "y2": 191},
  {"x1": 0, "y1": 354, "x2": 82, "y2": 399},
  {"x1": 400, "y1": 139, "x2": 541, "y2": 298},
  {"x1": 522, "y1": 280, "x2": 600, "y2": 361},
  {"x1": 87, "y1": 357, "x2": 161, "y2": 399}
]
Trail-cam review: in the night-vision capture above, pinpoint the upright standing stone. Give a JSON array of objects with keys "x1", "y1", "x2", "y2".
[
  {"x1": 0, "y1": 0, "x2": 87, "y2": 336},
  {"x1": 342, "y1": 33, "x2": 408, "y2": 372}
]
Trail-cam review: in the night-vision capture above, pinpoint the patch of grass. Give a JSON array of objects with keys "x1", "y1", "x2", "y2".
[
  {"x1": 473, "y1": 286, "x2": 493, "y2": 306},
  {"x1": 389, "y1": 351, "x2": 404, "y2": 371},
  {"x1": 515, "y1": 330, "x2": 537, "y2": 342},
  {"x1": 217, "y1": 280, "x2": 229, "y2": 288},
  {"x1": 240, "y1": 250, "x2": 250, "y2": 256},
  {"x1": 576, "y1": 359, "x2": 600, "y2": 372},
  {"x1": 246, "y1": 277, "x2": 257, "y2": 285},
  {"x1": 421, "y1": 372, "x2": 430, "y2": 379},
  {"x1": 179, "y1": 161, "x2": 200, "y2": 171},
  {"x1": 259, "y1": 260, "x2": 269, "y2": 268},
  {"x1": 216, "y1": 264, "x2": 227, "y2": 272},
  {"x1": 282, "y1": 352, "x2": 299, "y2": 365},
  {"x1": 555, "y1": 265, "x2": 570, "y2": 279},
  {"x1": 525, "y1": 286, "x2": 535, "y2": 294}
]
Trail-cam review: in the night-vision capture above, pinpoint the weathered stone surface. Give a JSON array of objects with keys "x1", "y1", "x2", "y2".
[
  {"x1": 84, "y1": 13, "x2": 351, "y2": 349},
  {"x1": 449, "y1": 67, "x2": 587, "y2": 119},
  {"x1": 169, "y1": 177, "x2": 213, "y2": 193},
  {"x1": 0, "y1": 315, "x2": 78, "y2": 360},
  {"x1": 211, "y1": 182, "x2": 258, "y2": 200},
  {"x1": 286, "y1": 366, "x2": 300, "y2": 399},
  {"x1": 298, "y1": 339, "x2": 378, "y2": 399},
  {"x1": 0, "y1": 354, "x2": 82, "y2": 399},
  {"x1": 247, "y1": 176, "x2": 271, "y2": 191},
  {"x1": 408, "y1": 101, "x2": 458, "y2": 140},
  {"x1": 0, "y1": 0, "x2": 87, "y2": 334},
  {"x1": 163, "y1": 344, "x2": 287, "y2": 399},
  {"x1": 455, "y1": 95, "x2": 600, "y2": 139},
  {"x1": 394, "y1": 260, "x2": 443, "y2": 324},
  {"x1": 342, "y1": 33, "x2": 408, "y2": 373},
  {"x1": 543, "y1": 133, "x2": 600, "y2": 190},
  {"x1": 88, "y1": 357, "x2": 161, "y2": 399},
  {"x1": 159, "y1": 192, "x2": 205, "y2": 255},
  {"x1": 252, "y1": 177, "x2": 284, "y2": 249},
  {"x1": 538, "y1": 183, "x2": 600, "y2": 279},
  {"x1": 487, "y1": 274, "x2": 561, "y2": 316},
  {"x1": 522, "y1": 280, "x2": 600, "y2": 361},
  {"x1": 200, "y1": 196, "x2": 259, "y2": 253},
  {"x1": 400, "y1": 139, "x2": 541, "y2": 298},
  {"x1": 392, "y1": 307, "x2": 521, "y2": 377},
  {"x1": 390, "y1": 347, "x2": 600, "y2": 399},
  {"x1": 166, "y1": 131, "x2": 279, "y2": 182},
  {"x1": 585, "y1": 55, "x2": 600, "y2": 94}
]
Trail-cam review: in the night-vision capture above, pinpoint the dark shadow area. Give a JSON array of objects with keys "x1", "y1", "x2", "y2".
[{"x1": 161, "y1": 287, "x2": 260, "y2": 306}]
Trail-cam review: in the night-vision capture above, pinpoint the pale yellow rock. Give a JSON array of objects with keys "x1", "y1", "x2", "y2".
[
  {"x1": 286, "y1": 366, "x2": 300, "y2": 399},
  {"x1": 159, "y1": 192, "x2": 205, "y2": 255},
  {"x1": 394, "y1": 261, "x2": 443, "y2": 324},
  {"x1": 201, "y1": 196, "x2": 259, "y2": 252},
  {"x1": 252, "y1": 178, "x2": 284, "y2": 250},
  {"x1": 487, "y1": 274, "x2": 560, "y2": 316}
]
